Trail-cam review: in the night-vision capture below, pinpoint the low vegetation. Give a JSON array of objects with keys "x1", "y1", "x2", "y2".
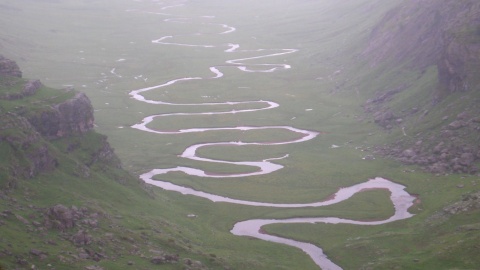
[{"x1": 0, "y1": 0, "x2": 479, "y2": 269}]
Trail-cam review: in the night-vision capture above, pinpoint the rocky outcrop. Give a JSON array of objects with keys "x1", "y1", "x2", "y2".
[
  {"x1": 44, "y1": 204, "x2": 82, "y2": 231},
  {"x1": 363, "y1": 0, "x2": 480, "y2": 174},
  {"x1": 0, "y1": 56, "x2": 122, "y2": 186},
  {"x1": 364, "y1": 0, "x2": 480, "y2": 71},
  {"x1": 437, "y1": 25, "x2": 480, "y2": 95},
  {"x1": 71, "y1": 230, "x2": 93, "y2": 246},
  {"x1": 364, "y1": 0, "x2": 480, "y2": 99},
  {"x1": 374, "y1": 109, "x2": 480, "y2": 174},
  {"x1": 427, "y1": 190, "x2": 480, "y2": 225},
  {"x1": 0, "y1": 79, "x2": 42, "y2": 100},
  {"x1": 22, "y1": 79, "x2": 42, "y2": 96},
  {"x1": 88, "y1": 135, "x2": 122, "y2": 169},
  {"x1": 27, "y1": 92, "x2": 95, "y2": 140},
  {"x1": 0, "y1": 54, "x2": 22, "y2": 77},
  {"x1": 150, "y1": 254, "x2": 179, "y2": 265},
  {"x1": 0, "y1": 113, "x2": 57, "y2": 180}
]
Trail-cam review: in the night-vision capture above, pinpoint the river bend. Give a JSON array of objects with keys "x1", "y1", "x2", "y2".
[{"x1": 126, "y1": 1, "x2": 416, "y2": 269}]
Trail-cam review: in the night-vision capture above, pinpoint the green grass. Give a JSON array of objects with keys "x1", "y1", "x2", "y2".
[{"x1": 1, "y1": 0, "x2": 480, "y2": 269}]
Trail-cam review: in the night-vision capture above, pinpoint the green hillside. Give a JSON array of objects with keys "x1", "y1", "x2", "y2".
[{"x1": 1, "y1": 0, "x2": 479, "y2": 269}]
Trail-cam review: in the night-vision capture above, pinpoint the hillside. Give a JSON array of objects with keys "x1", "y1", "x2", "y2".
[
  {"x1": 0, "y1": 0, "x2": 479, "y2": 269},
  {"x1": 0, "y1": 56, "x2": 226, "y2": 270},
  {"x1": 361, "y1": 0, "x2": 480, "y2": 174}
]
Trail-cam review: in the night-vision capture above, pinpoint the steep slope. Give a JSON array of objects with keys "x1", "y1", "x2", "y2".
[
  {"x1": 0, "y1": 56, "x2": 225, "y2": 270},
  {"x1": 361, "y1": 0, "x2": 480, "y2": 174}
]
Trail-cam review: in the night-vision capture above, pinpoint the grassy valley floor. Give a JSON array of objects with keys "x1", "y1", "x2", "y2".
[{"x1": 1, "y1": 0, "x2": 479, "y2": 269}]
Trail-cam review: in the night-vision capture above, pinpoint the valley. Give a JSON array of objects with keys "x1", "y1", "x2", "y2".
[{"x1": 1, "y1": 0, "x2": 479, "y2": 269}]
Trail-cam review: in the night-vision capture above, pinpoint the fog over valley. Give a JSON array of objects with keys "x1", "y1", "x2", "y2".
[{"x1": 0, "y1": 0, "x2": 479, "y2": 269}]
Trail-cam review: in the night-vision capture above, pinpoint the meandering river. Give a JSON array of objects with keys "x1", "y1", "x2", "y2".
[{"x1": 127, "y1": 1, "x2": 416, "y2": 269}]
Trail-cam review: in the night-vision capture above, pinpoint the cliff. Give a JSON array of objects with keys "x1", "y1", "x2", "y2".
[
  {"x1": 0, "y1": 57, "x2": 119, "y2": 184},
  {"x1": 0, "y1": 56, "x2": 220, "y2": 270},
  {"x1": 27, "y1": 92, "x2": 95, "y2": 140},
  {"x1": 362, "y1": 0, "x2": 480, "y2": 174},
  {"x1": 364, "y1": 1, "x2": 480, "y2": 69}
]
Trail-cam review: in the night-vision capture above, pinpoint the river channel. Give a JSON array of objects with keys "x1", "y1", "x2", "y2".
[{"x1": 128, "y1": 1, "x2": 416, "y2": 269}]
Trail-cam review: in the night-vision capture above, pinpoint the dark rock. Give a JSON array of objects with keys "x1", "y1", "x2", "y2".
[
  {"x1": 16, "y1": 257, "x2": 28, "y2": 266},
  {"x1": 448, "y1": 120, "x2": 466, "y2": 130},
  {"x1": 0, "y1": 114, "x2": 57, "y2": 179},
  {"x1": 46, "y1": 239, "x2": 57, "y2": 245},
  {"x1": 32, "y1": 221, "x2": 42, "y2": 227},
  {"x1": 2, "y1": 210, "x2": 13, "y2": 217},
  {"x1": 366, "y1": 85, "x2": 407, "y2": 105},
  {"x1": 71, "y1": 230, "x2": 92, "y2": 246},
  {"x1": 0, "y1": 79, "x2": 42, "y2": 101},
  {"x1": 78, "y1": 251, "x2": 89, "y2": 260},
  {"x1": 151, "y1": 254, "x2": 179, "y2": 265},
  {"x1": 373, "y1": 110, "x2": 396, "y2": 128},
  {"x1": 433, "y1": 142, "x2": 445, "y2": 154},
  {"x1": 459, "y1": 153, "x2": 475, "y2": 166},
  {"x1": 362, "y1": 0, "x2": 480, "y2": 176},
  {"x1": 29, "y1": 249, "x2": 46, "y2": 257},
  {"x1": 0, "y1": 55, "x2": 22, "y2": 77},
  {"x1": 22, "y1": 80, "x2": 42, "y2": 97},
  {"x1": 84, "y1": 249, "x2": 106, "y2": 261},
  {"x1": 402, "y1": 149, "x2": 416, "y2": 158},
  {"x1": 442, "y1": 190, "x2": 480, "y2": 215},
  {"x1": 27, "y1": 93, "x2": 95, "y2": 140},
  {"x1": 44, "y1": 204, "x2": 77, "y2": 231},
  {"x1": 82, "y1": 219, "x2": 98, "y2": 228},
  {"x1": 151, "y1": 257, "x2": 166, "y2": 265},
  {"x1": 183, "y1": 258, "x2": 206, "y2": 270},
  {"x1": 15, "y1": 214, "x2": 30, "y2": 225},
  {"x1": 457, "y1": 112, "x2": 470, "y2": 120}
]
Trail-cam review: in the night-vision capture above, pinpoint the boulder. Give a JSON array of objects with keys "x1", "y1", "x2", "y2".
[
  {"x1": 0, "y1": 55, "x2": 22, "y2": 77},
  {"x1": 150, "y1": 254, "x2": 179, "y2": 264},
  {"x1": 71, "y1": 230, "x2": 92, "y2": 246},
  {"x1": 44, "y1": 204, "x2": 76, "y2": 231},
  {"x1": 22, "y1": 80, "x2": 42, "y2": 96},
  {"x1": 459, "y1": 153, "x2": 475, "y2": 166},
  {"x1": 447, "y1": 120, "x2": 466, "y2": 130}
]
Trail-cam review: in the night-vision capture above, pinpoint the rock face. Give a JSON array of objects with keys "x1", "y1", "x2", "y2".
[
  {"x1": 88, "y1": 135, "x2": 122, "y2": 168},
  {"x1": 44, "y1": 204, "x2": 79, "y2": 231},
  {"x1": 0, "y1": 90, "x2": 96, "y2": 180},
  {"x1": 438, "y1": 25, "x2": 480, "y2": 95},
  {"x1": 364, "y1": 0, "x2": 480, "y2": 73},
  {"x1": 71, "y1": 230, "x2": 93, "y2": 246},
  {"x1": 0, "y1": 56, "x2": 120, "y2": 186},
  {"x1": 0, "y1": 113, "x2": 57, "y2": 180},
  {"x1": 28, "y1": 92, "x2": 95, "y2": 140},
  {"x1": 0, "y1": 54, "x2": 22, "y2": 77},
  {"x1": 364, "y1": 0, "x2": 480, "y2": 98},
  {"x1": 428, "y1": 190, "x2": 480, "y2": 224},
  {"x1": 22, "y1": 79, "x2": 42, "y2": 96},
  {"x1": 0, "y1": 79, "x2": 42, "y2": 100},
  {"x1": 363, "y1": 0, "x2": 480, "y2": 174}
]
